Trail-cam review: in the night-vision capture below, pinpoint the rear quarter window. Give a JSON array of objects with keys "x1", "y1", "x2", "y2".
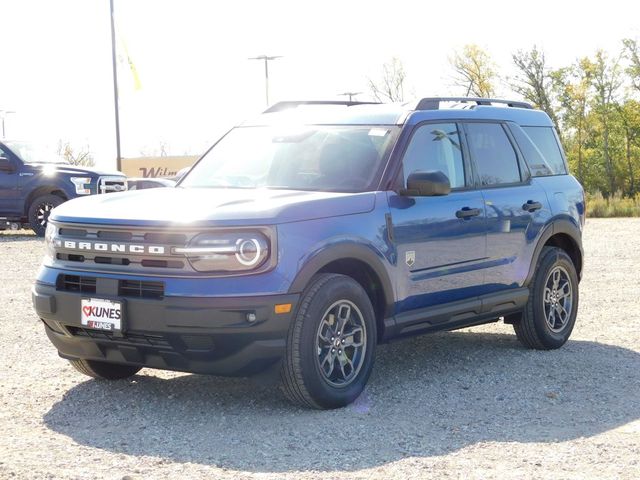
[{"x1": 520, "y1": 126, "x2": 567, "y2": 176}]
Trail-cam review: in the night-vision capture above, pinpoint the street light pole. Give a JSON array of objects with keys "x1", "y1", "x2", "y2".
[
  {"x1": 109, "y1": 0, "x2": 122, "y2": 171},
  {"x1": 0, "y1": 110, "x2": 15, "y2": 138},
  {"x1": 248, "y1": 55, "x2": 282, "y2": 106}
]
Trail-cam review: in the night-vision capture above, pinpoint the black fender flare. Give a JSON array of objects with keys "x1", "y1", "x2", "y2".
[
  {"x1": 288, "y1": 243, "x2": 396, "y2": 317},
  {"x1": 24, "y1": 185, "x2": 69, "y2": 217},
  {"x1": 524, "y1": 218, "x2": 584, "y2": 286}
]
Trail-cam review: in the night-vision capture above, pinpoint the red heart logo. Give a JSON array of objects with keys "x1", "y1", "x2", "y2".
[{"x1": 82, "y1": 306, "x2": 93, "y2": 317}]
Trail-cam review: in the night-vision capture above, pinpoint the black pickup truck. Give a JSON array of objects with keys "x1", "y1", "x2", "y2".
[{"x1": 0, "y1": 140, "x2": 127, "y2": 235}]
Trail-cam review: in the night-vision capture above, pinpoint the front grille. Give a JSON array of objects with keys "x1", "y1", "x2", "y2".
[
  {"x1": 119, "y1": 279, "x2": 165, "y2": 299},
  {"x1": 56, "y1": 274, "x2": 165, "y2": 300},
  {"x1": 53, "y1": 223, "x2": 195, "y2": 274},
  {"x1": 98, "y1": 176, "x2": 127, "y2": 194},
  {"x1": 56, "y1": 274, "x2": 96, "y2": 294}
]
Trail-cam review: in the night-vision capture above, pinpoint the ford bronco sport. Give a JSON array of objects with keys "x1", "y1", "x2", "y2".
[{"x1": 32, "y1": 97, "x2": 584, "y2": 409}]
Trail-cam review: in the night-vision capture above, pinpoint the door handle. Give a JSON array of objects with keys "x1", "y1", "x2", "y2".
[
  {"x1": 456, "y1": 207, "x2": 481, "y2": 219},
  {"x1": 522, "y1": 200, "x2": 543, "y2": 212}
]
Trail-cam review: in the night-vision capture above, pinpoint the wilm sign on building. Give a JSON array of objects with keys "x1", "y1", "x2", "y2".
[{"x1": 121, "y1": 156, "x2": 198, "y2": 178}]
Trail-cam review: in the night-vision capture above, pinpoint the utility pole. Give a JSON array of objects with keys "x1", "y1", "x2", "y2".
[
  {"x1": 0, "y1": 110, "x2": 15, "y2": 138},
  {"x1": 339, "y1": 92, "x2": 362, "y2": 102},
  {"x1": 109, "y1": 0, "x2": 122, "y2": 171},
  {"x1": 248, "y1": 55, "x2": 282, "y2": 106}
]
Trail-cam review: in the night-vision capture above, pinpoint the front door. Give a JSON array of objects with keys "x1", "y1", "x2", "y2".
[
  {"x1": 0, "y1": 146, "x2": 18, "y2": 215},
  {"x1": 388, "y1": 122, "x2": 487, "y2": 315}
]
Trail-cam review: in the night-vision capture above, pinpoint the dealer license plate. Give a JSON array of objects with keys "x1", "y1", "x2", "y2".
[{"x1": 81, "y1": 298, "x2": 122, "y2": 331}]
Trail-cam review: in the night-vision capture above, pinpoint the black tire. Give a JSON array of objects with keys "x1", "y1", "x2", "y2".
[
  {"x1": 280, "y1": 273, "x2": 377, "y2": 409},
  {"x1": 513, "y1": 246, "x2": 579, "y2": 350},
  {"x1": 28, "y1": 194, "x2": 64, "y2": 236},
  {"x1": 69, "y1": 359, "x2": 141, "y2": 380}
]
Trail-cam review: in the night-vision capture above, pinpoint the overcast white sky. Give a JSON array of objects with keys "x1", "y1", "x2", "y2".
[{"x1": 1, "y1": 0, "x2": 639, "y2": 169}]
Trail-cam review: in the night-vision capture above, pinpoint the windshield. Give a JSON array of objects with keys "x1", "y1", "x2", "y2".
[
  {"x1": 180, "y1": 125, "x2": 399, "y2": 192},
  {"x1": 3, "y1": 141, "x2": 68, "y2": 164}
]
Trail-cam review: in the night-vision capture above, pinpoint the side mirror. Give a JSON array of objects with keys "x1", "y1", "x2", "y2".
[{"x1": 402, "y1": 170, "x2": 451, "y2": 196}]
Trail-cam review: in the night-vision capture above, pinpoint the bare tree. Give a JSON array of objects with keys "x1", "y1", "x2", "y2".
[
  {"x1": 56, "y1": 140, "x2": 95, "y2": 167},
  {"x1": 368, "y1": 57, "x2": 406, "y2": 102},
  {"x1": 510, "y1": 46, "x2": 561, "y2": 131},
  {"x1": 449, "y1": 44, "x2": 497, "y2": 97}
]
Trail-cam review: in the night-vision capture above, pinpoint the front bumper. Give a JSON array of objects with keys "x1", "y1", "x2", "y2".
[{"x1": 33, "y1": 281, "x2": 298, "y2": 376}]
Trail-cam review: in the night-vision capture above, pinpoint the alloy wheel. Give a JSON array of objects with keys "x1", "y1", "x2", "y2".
[
  {"x1": 315, "y1": 300, "x2": 367, "y2": 387},
  {"x1": 543, "y1": 265, "x2": 573, "y2": 332}
]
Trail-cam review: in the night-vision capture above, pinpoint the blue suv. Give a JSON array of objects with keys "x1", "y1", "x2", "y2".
[{"x1": 32, "y1": 98, "x2": 585, "y2": 409}]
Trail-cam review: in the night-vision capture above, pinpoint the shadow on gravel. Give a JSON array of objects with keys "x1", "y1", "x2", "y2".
[
  {"x1": 43, "y1": 331, "x2": 640, "y2": 473},
  {"x1": 0, "y1": 234, "x2": 39, "y2": 242}
]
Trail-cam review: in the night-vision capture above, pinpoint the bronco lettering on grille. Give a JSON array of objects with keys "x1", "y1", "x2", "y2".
[{"x1": 59, "y1": 240, "x2": 165, "y2": 255}]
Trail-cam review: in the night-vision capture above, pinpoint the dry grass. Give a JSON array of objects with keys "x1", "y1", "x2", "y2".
[{"x1": 586, "y1": 191, "x2": 640, "y2": 217}]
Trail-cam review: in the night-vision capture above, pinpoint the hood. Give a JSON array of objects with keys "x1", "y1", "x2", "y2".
[
  {"x1": 50, "y1": 187, "x2": 376, "y2": 227},
  {"x1": 26, "y1": 163, "x2": 124, "y2": 177}
]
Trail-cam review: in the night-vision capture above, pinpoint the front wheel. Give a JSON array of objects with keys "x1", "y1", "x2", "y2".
[
  {"x1": 280, "y1": 274, "x2": 377, "y2": 409},
  {"x1": 69, "y1": 359, "x2": 141, "y2": 380},
  {"x1": 28, "y1": 194, "x2": 64, "y2": 236},
  {"x1": 512, "y1": 247, "x2": 579, "y2": 349}
]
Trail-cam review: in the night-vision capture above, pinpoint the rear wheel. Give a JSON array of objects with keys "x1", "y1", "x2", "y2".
[
  {"x1": 280, "y1": 274, "x2": 377, "y2": 409},
  {"x1": 28, "y1": 194, "x2": 64, "y2": 236},
  {"x1": 512, "y1": 247, "x2": 579, "y2": 349},
  {"x1": 69, "y1": 359, "x2": 141, "y2": 380}
]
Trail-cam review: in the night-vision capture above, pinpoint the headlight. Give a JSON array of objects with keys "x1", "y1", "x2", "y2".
[
  {"x1": 173, "y1": 231, "x2": 270, "y2": 273},
  {"x1": 70, "y1": 177, "x2": 92, "y2": 195},
  {"x1": 44, "y1": 221, "x2": 56, "y2": 260}
]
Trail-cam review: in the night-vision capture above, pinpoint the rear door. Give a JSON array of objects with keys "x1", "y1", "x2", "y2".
[
  {"x1": 463, "y1": 122, "x2": 550, "y2": 293},
  {"x1": 388, "y1": 122, "x2": 487, "y2": 314}
]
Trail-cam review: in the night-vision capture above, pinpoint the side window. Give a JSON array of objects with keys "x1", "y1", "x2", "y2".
[
  {"x1": 402, "y1": 123, "x2": 465, "y2": 188},
  {"x1": 522, "y1": 126, "x2": 567, "y2": 175},
  {"x1": 465, "y1": 123, "x2": 521, "y2": 186}
]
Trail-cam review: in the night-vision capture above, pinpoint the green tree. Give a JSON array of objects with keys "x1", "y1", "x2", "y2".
[
  {"x1": 510, "y1": 46, "x2": 561, "y2": 133},
  {"x1": 552, "y1": 59, "x2": 593, "y2": 185},
  {"x1": 449, "y1": 44, "x2": 497, "y2": 97},
  {"x1": 623, "y1": 38, "x2": 640, "y2": 93},
  {"x1": 589, "y1": 50, "x2": 624, "y2": 195},
  {"x1": 616, "y1": 100, "x2": 640, "y2": 196}
]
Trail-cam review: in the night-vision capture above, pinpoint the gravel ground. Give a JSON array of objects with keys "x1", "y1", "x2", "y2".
[{"x1": 0, "y1": 218, "x2": 639, "y2": 480}]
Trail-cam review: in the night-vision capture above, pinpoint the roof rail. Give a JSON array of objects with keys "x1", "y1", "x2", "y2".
[
  {"x1": 263, "y1": 100, "x2": 380, "y2": 113},
  {"x1": 415, "y1": 97, "x2": 533, "y2": 110}
]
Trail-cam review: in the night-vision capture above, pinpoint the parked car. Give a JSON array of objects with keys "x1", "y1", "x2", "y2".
[
  {"x1": 32, "y1": 98, "x2": 584, "y2": 409},
  {"x1": 127, "y1": 177, "x2": 176, "y2": 190},
  {"x1": 171, "y1": 166, "x2": 191, "y2": 182},
  {"x1": 0, "y1": 140, "x2": 127, "y2": 235}
]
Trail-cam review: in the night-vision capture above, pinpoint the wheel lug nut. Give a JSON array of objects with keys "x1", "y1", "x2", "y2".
[
  {"x1": 341, "y1": 339, "x2": 345, "y2": 344},
  {"x1": 338, "y1": 350, "x2": 342, "y2": 355},
  {"x1": 331, "y1": 337, "x2": 334, "y2": 341},
  {"x1": 331, "y1": 348, "x2": 335, "y2": 353},
  {"x1": 337, "y1": 331, "x2": 341, "y2": 335}
]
